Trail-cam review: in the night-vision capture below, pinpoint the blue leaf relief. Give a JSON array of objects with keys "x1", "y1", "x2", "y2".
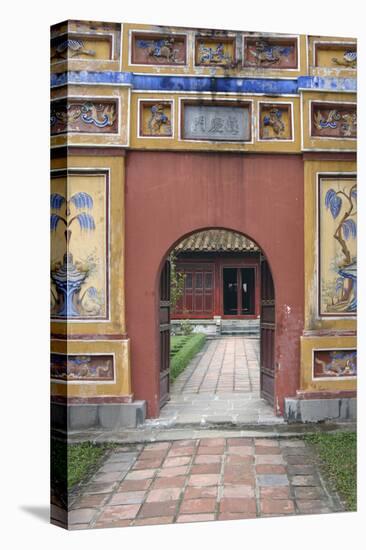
[
  {"x1": 50, "y1": 193, "x2": 65, "y2": 209},
  {"x1": 325, "y1": 189, "x2": 336, "y2": 208},
  {"x1": 325, "y1": 189, "x2": 342, "y2": 219},
  {"x1": 75, "y1": 212, "x2": 95, "y2": 231},
  {"x1": 70, "y1": 192, "x2": 94, "y2": 210},
  {"x1": 50, "y1": 213, "x2": 62, "y2": 231},
  {"x1": 342, "y1": 218, "x2": 357, "y2": 240},
  {"x1": 351, "y1": 188, "x2": 357, "y2": 200}
]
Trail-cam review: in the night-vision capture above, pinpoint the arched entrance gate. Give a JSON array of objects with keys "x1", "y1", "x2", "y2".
[
  {"x1": 125, "y1": 151, "x2": 304, "y2": 418},
  {"x1": 158, "y1": 244, "x2": 275, "y2": 409}
]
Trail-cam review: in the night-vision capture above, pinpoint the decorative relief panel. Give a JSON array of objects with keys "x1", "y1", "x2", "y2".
[
  {"x1": 139, "y1": 101, "x2": 173, "y2": 137},
  {"x1": 319, "y1": 176, "x2": 357, "y2": 316},
  {"x1": 259, "y1": 103, "x2": 292, "y2": 140},
  {"x1": 243, "y1": 37, "x2": 297, "y2": 69},
  {"x1": 313, "y1": 349, "x2": 357, "y2": 379},
  {"x1": 182, "y1": 102, "x2": 251, "y2": 141},
  {"x1": 131, "y1": 33, "x2": 186, "y2": 65},
  {"x1": 312, "y1": 103, "x2": 357, "y2": 139},
  {"x1": 195, "y1": 37, "x2": 236, "y2": 67},
  {"x1": 50, "y1": 21, "x2": 121, "y2": 71},
  {"x1": 51, "y1": 98, "x2": 118, "y2": 135},
  {"x1": 50, "y1": 171, "x2": 109, "y2": 321},
  {"x1": 51, "y1": 35, "x2": 113, "y2": 62},
  {"x1": 315, "y1": 43, "x2": 357, "y2": 70},
  {"x1": 51, "y1": 353, "x2": 114, "y2": 382}
]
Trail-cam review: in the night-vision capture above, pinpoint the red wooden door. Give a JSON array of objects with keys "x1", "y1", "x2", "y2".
[
  {"x1": 260, "y1": 256, "x2": 275, "y2": 405},
  {"x1": 159, "y1": 259, "x2": 171, "y2": 408}
]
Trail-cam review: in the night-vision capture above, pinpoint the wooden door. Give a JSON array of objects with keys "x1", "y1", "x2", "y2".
[
  {"x1": 260, "y1": 256, "x2": 275, "y2": 404},
  {"x1": 159, "y1": 259, "x2": 171, "y2": 408}
]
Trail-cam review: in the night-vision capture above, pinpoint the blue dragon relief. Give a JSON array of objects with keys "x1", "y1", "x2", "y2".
[
  {"x1": 50, "y1": 101, "x2": 116, "y2": 130},
  {"x1": 323, "y1": 183, "x2": 357, "y2": 313},
  {"x1": 50, "y1": 191, "x2": 104, "y2": 318}
]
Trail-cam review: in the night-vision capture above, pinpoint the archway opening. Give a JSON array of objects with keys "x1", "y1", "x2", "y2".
[{"x1": 157, "y1": 228, "x2": 278, "y2": 425}]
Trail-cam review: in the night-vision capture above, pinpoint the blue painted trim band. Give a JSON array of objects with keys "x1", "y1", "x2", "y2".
[
  {"x1": 51, "y1": 71, "x2": 357, "y2": 94},
  {"x1": 297, "y1": 76, "x2": 357, "y2": 93}
]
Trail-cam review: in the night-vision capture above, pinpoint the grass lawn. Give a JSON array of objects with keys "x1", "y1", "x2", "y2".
[
  {"x1": 52, "y1": 440, "x2": 115, "y2": 493},
  {"x1": 170, "y1": 333, "x2": 206, "y2": 381},
  {"x1": 304, "y1": 432, "x2": 357, "y2": 511}
]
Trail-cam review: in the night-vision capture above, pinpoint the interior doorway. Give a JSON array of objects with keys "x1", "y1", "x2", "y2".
[{"x1": 223, "y1": 267, "x2": 256, "y2": 315}]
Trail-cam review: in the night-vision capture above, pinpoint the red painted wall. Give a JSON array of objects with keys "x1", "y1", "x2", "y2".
[{"x1": 125, "y1": 151, "x2": 304, "y2": 417}]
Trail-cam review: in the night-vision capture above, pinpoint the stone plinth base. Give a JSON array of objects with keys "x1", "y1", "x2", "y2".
[
  {"x1": 51, "y1": 401, "x2": 147, "y2": 431},
  {"x1": 284, "y1": 397, "x2": 356, "y2": 423}
]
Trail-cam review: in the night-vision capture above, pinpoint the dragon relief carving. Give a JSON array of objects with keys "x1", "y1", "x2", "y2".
[
  {"x1": 314, "y1": 108, "x2": 356, "y2": 137},
  {"x1": 51, "y1": 101, "x2": 116, "y2": 130}
]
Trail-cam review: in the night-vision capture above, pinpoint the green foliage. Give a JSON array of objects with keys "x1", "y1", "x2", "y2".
[
  {"x1": 304, "y1": 432, "x2": 357, "y2": 511},
  {"x1": 51, "y1": 440, "x2": 116, "y2": 491},
  {"x1": 169, "y1": 252, "x2": 185, "y2": 310},
  {"x1": 170, "y1": 333, "x2": 206, "y2": 381},
  {"x1": 179, "y1": 318, "x2": 194, "y2": 335}
]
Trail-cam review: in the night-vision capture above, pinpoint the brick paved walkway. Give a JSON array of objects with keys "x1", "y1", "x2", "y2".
[
  {"x1": 173, "y1": 337, "x2": 259, "y2": 394},
  {"x1": 67, "y1": 437, "x2": 344, "y2": 530}
]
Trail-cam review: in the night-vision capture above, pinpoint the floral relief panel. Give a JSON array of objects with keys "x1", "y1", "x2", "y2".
[
  {"x1": 319, "y1": 176, "x2": 357, "y2": 316},
  {"x1": 50, "y1": 171, "x2": 109, "y2": 320}
]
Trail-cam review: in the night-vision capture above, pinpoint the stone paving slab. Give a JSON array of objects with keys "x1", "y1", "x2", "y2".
[
  {"x1": 148, "y1": 336, "x2": 275, "y2": 427},
  {"x1": 67, "y1": 436, "x2": 345, "y2": 530}
]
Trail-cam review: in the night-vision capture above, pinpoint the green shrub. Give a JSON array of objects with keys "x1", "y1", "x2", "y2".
[{"x1": 170, "y1": 333, "x2": 206, "y2": 381}]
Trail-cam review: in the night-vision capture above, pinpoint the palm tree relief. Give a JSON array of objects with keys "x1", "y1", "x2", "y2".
[
  {"x1": 323, "y1": 182, "x2": 357, "y2": 314},
  {"x1": 50, "y1": 191, "x2": 102, "y2": 318}
]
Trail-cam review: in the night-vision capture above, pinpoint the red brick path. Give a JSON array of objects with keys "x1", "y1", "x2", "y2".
[{"x1": 66, "y1": 437, "x2": 343, "y2": 529}]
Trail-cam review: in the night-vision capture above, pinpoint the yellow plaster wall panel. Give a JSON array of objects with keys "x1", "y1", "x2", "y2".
[
  {"x1": 300, "y1": 336, "x2": 356, "y2": 392},
  {"x1": 319, "y1": 176, "x2": 356, "y2": 316},
  {"x1": 51, "y1": 85, "x2": 130, "y2": 148},
  {"x1": 51, "y1": 20, "x2": 122, "y2": 72},
  {"x1": 308, "y1": 36, "x2": 357, "y2": 78},
  {"x1": 51, "y1": 172, "x2": 108, "y2": 321},
  {"x1": 304, "y1": 159, "x2": 356, "y2": 332},
  {"x1": 51, "y1": 155, "x2": 126, "y2": 337},
  {"x1": 130, "y1": 92, "x2": 301, "y2": 153},
  {"x1": 51, "y1": 338, "x2": 132, "y2": 398},
  {"x1": 301, "y1": 92, "x2": 357, "y2": 151}
]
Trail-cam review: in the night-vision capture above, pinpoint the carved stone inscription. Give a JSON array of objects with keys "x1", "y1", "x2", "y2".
[{"x1": 183, "y1": 104, "x2": 250, "y2": 141}]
